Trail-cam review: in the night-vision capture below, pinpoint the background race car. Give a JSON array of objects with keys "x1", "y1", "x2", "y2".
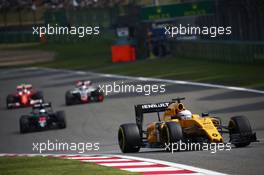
[
  {"x1": 6, "y1": 84, "x2": 44, "y2": 109},
  {"x1": 118, "y1": 97, "x2": 258, "y2": 153},
  {"x1": 65, "y1": 80, "x2": 104, "y2": 105},
  {"x1": 19, "y1": 102, "x2": 66, "y2": 133}
]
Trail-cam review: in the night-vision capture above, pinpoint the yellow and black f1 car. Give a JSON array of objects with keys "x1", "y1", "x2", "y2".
[{"x1": 118, "y1": 97, "x2": 258, "y2": 153}]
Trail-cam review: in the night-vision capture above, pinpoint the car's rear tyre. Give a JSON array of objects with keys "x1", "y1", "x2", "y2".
[
  {"x1": 162, "y1": 122, "x2": 183, "y2": 151},
  {"x1": 56, "y1": 111, "x2": 66, "y2": 129},
  {"x1": 118, "y1": 123, "x2": 141, "y2": 153},
  {"x1": 6, "y1": 94, "x2": 15, "y2": 109},
  {"x1": 228, "y1": 116, "x2": 252, "y2": 147},
  {"x1": 20, "y1": 115, "x2": 30, "y2": 133}
]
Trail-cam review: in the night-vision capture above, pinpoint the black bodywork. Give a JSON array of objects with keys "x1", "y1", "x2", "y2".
[{"x1": 19, "y1": 102, "x2": 66, "y2": 133}]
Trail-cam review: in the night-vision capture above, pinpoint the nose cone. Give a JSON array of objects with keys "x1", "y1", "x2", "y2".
[{"x1": 21, "y1": 95, "x2": 28, "y2": 105}]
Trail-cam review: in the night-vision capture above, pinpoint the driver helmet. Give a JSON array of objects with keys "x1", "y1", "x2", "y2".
[
  {"x1": 39, "y1": 108, "x2": 46, "y2": 114},
  {"x1": 23, "y1": 87, "x2": 28, "y2": 93},
  {"x1": 177, "y1": 109, "x2": 192, "y2": 120},
  {"x1": 80, "y1": 85, "x2": 86, "y2": 90}
]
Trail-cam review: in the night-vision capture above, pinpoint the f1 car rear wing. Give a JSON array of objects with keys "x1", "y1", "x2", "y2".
[
  {"x1": 134, "y1": 97, "x2": 186, "y2": 136},
  {"x1": 135, "y1": 102, "x2": 170, "y2": 114},
  {"x1": 76, "y1": 80, "x2": 91, "y2": 87},
  {"x1": 135, "y1": 102, "x2": 172, "y2": 136},
  {"x1": 33, "y1": 102, "x2": 51, "y2": 109}
]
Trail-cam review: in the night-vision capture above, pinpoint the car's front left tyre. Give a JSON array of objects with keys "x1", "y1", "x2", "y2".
[
  {"x1": 118, "y1": 123, "x2": 141, "y2": 153},
  {"x1": 65, "y1": 91, "x2": 73, "y2": 106},
  {"x1": 20, "y1": 115, "x2": 30, "y2": 133}
]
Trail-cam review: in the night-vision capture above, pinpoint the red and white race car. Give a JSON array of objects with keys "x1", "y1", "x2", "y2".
[
  {"x1": 65, "y1": 80, "x2": 104, "y2": 105},
  {"x1": 6, "y1": 84, "x2": 44, "y2": 109}
]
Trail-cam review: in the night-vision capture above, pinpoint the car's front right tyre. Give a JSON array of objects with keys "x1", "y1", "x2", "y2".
[
  {"x1": 65, "y1": 91, "x2": 73, "y2": 106},
  {"x1": 56, "y1": 111, "x2": 66, "y2": 129},
  {"x1": 6, "y1": 94, "x2": 15, "y2": 109}
]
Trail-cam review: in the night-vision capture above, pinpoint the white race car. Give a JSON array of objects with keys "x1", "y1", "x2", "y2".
[{"x1": 65, "y1": 80, "x2": 104, "y2": 105}]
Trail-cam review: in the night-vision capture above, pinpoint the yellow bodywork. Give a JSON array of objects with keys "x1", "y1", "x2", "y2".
[{"x1": 146, "y1": 102, "x2": 223, "y2": 144}]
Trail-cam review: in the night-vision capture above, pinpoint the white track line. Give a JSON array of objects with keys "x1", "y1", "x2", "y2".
[
  {"x1": 99, "y1": 162, "x2": 156, "y2": 166},
  {"x1": 0, "y1": 153, "x2": 228, "y2": 175},
  {"x1": 116, "y1": 154, "x2": 227, "y2": 175},
  {"x1": 67, "y1": 156, "x2": 110, "y2": 159},
  {"x1": 37, "y1": 67, "x2": 264, "y2": 94},
  {"x1": 122, "y1": 167, "x2": 182, "y2": 172},
  {"x1": 81, "y1": 158, "x2": 133, "y2": 162}
]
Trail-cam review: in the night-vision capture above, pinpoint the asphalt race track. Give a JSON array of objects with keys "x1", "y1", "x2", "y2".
[{"x1": 0, "y1": 68, "x2": 263, "y2": 175}]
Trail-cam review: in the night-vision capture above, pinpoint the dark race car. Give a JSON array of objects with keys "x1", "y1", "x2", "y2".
[
  {"x1": 19, "y1": 103, "x2": 66, "y2": 133},
  {"x1": 6, "y1": 84, "x2": 44, "y2": 109},
  {"x1": 19, "y1": 102, "x2": 66, "y2": 133},
  {"x1": 65, "y1": 80, "x2": 104, "y2": 106}
]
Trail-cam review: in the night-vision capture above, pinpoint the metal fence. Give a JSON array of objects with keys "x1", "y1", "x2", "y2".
[{"x1": 169, "y1": 0, "x2": 264, "y2": 63}]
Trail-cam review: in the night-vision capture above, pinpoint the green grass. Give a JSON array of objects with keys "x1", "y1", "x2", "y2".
[
  {"x1": 1, "y1": 42, "x2": 264, "y2": 89},
  {"x1": 0, "y1": 43, "x2": 40, "y2": 50},
  {"x1": 96, "y1": 57, "x2": 264, "y2": 89},
  {"x1": 38, "y1": 41, "x2": 112, "y2": 70},
  {"x1": 0, "y1": 156, "x2": 138, "y2": 175}
]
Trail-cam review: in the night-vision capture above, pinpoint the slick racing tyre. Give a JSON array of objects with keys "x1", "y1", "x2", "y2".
[
  {"x1": 91, "y1": 89, "x2": 104, "y2": 102},
  {"x1": 6, "y1": 94, "x2": 15, "y2": 109},
  {"x1": 162, "y1": 122, "x2": 183, "y2": 152},
  {"x1": 20, "y1": 115, "x2": 30, "y2": 133},
  {"x1": 56, "y1": 111, "x2": 66, "y2": 129},
  {"x1": 228, "y1": 116, "x2": 252, "y2": 147},
  {"x1": 65, "y1": 91, "x2": 74, "y2": 105},
  {"x1": 118, "y1": 123, "x2": 141, "y2": 153}
]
